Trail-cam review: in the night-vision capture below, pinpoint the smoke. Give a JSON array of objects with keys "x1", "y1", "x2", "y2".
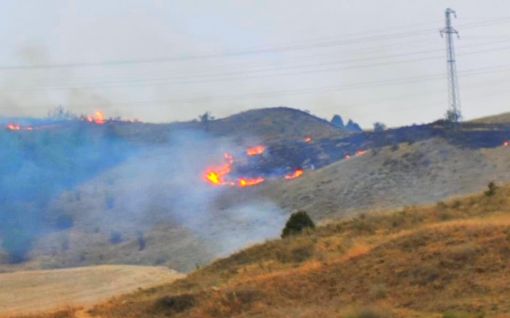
[
  {"x1": 0, "y1": 121, "x2": 136, "y2": 262},
  {"x1": 0, "y1": 45, "x2": 120, "y2": 120},
  {"x1": 51, "y1": 129, "x2": 286, "y2": 256},
  {"x1": 0, "y1": 122, "x2": 287, "y2": 267}
]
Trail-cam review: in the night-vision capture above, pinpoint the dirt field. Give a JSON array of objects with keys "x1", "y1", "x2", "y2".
[{"x1": 0, "y1": 265, "x2": 183, "y2": 317}]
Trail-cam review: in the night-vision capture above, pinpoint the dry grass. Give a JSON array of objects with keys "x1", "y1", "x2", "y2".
[
  {"x1": 471, "y1": 112, "x2": 510, "y2": 124},
  {"x1": 67, "y1": 182, "x2": 510, "y2": 318},
  {"x1": 0, "y1": 265, "x2": 183, "y2": 318},
  {"x1": 262, "y1": 138, "x2": 510, "y2": 221}
]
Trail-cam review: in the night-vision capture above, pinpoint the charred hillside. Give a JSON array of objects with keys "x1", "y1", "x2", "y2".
[
  {"x1": 1, "y1": 108, "x2": 510, "y2": 273},
  {"x1": 234, "y1": 120, "x2": 510, "y2": 176}
]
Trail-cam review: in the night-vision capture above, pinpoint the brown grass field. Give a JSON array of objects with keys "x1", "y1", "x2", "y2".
[
  {"x1": 0, "y1": 265, "x2": 183, "y2": 318},
  {"x1": 13, "y1": 182, "x2": 510, "y2": 318}
]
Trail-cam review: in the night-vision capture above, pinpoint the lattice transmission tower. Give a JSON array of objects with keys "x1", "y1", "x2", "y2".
[{"x1": 440, "y1": 8, "x2": 462, "y2": 122}]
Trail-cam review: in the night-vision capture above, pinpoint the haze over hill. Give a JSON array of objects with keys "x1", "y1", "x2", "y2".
[
  {"x1": 0, "y1": 107, "x2": 357, "y2": 271},
  {"x1": 2, "y1": 107, "x2": 509, "y2": 273}
]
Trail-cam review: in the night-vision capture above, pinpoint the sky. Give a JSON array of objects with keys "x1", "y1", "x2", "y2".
[{"x1": 0, "y1": 0, "x2": 509, "y2": 127}]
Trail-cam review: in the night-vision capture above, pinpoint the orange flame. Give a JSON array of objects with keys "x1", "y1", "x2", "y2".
[
  {"x1": 203, "y1": 152, "x2": 267, "y2": 188},
  {"x1": 87, "y1": 112, "x2": 106, "y2": 125},
  {"x1": 345, "y1": 149, "x2": 368, "y2": 160},
  {"x1": 204, "y1": 153, "x2": 234, "y2": 186},
  {"x1": 239, "y1": 177, "x2": 265, "y2": 187},
  {"x1": 6, "y1": 123, "x2": 21, "y2": 131},
  {"x1": 246, "y1": 145, "x2": 265, "y2": 156},
  {"x1": 6, "y1": 123, "x2": 34, "y2": 131},
  {"x1": 284, "y1": 168, "x2": 304, "y2": 180}
]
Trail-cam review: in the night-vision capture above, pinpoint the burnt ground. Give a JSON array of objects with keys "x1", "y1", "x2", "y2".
[{"x1": 233, "y1": 121, "x2": 510, "y2": 178}]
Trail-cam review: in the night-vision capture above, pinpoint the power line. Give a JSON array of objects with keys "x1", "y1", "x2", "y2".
[
  {"x1": 0, "y1": 16, "x2": 508, "y2": 71},
  {"x1": 11, "y1": 36, "x2": 507, "y2": 88},
  {"x1": 3, "y1": 42, "x2": 510, "y2": 92},
  {"x1": 3, "y1": 63, "x2": 510, "y2": 110}
]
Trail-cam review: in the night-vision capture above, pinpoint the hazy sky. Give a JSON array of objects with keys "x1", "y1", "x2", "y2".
[{"x1": 0, "y1": 0, "x2": 509, "y2": 127}]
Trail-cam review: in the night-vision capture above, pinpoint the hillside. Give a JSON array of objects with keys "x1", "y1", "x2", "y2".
[
  {"x1": 0, "y1": 107, "x2": 355, "y2": 272},
  {"x1": 206, "y1": 107, "x2": 351, "y2": 142},
  {"x1": 471, "y1": 112, "x2": 510, "y2": 124},
  {"x1": 78, "y1": 107, "x2": 353, "y2": 145},
  {"x1": 262, "y1": 137, "x2": 510, "y2": 219},
  {"x1": 32, "y1": 182, "x2": 510, "y2": 318},
  {"x1": 3, "y1": 120, "x2": 510, "y2": 274},
  {"x1": 0, "y1": 265, "x2": 182, "y2": 317}
]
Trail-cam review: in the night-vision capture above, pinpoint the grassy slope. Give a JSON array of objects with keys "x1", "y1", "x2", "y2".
[
  {"x1": 207, "y1": 107, "x2": 347, "y2": 142},
  {"x1": 262, "y1": 138, "x2": 510, "y2": 219},
  {"x1": 471, "y1": 112, "x2": 510, "y2": 124},
  {"x1": 56, "y1": 183, "x2": 510, "y2": 318},
  {"x1": 11, "y1": 137, "x2": 510, "y2": 274},
  {"x1": 112, "y1": 107, "x2": 348, "y2": 144}
]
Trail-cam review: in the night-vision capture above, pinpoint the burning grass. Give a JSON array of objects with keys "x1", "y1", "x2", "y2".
[
  {"x1": 246, "y1": 145, "x2": 265, "y2": 157},
  {"x1": 5, "y1": 111, "x2": 109, "y2": 133},
  {"x1": 85, "y1": 112, "x2": 106, "y2": 125},
  {"x1": 202, "y1": 145, "x2": 306, "y2": 188}
]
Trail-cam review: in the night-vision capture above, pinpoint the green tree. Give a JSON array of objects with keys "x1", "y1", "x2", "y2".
[
  {"x1": 373, "y1": 122, "x2": 386, "y2": 132},
  {"x1": 281, "y1": 211, "x2": 315, "y2": 238},
  {"x1": 485, "y1": 181, "x2": 497, "y2": 197},
  {"x1": 198, "y1": 111, "x2": 214, "y2": 130}
]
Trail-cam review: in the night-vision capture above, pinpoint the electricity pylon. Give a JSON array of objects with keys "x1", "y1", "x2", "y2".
[{"x1": 440, "y1": 8, "x2": 462, "y2": 122}]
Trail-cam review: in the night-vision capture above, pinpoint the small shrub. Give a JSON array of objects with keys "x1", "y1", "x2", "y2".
[
  {"x1": 436, "y1": 201, "x2": 448, "y2": 209},
  {"x1": 438, "y1": 210, "x2": 452, "y2": 221},
  {"x1": 484, "y1": 182, "x2": 497, "y2": 197},
  {"x1": 281, "y1": 211, "x2": 315, "y2": 238},
  {"x1": 451, "y1": 200, "x2": 461, "y2": 209},
  {"x1": 154, "y1": 294, "x2": 196, "y2": 314},
  {"x1": 373, "y1": 122, "x2": 386, "y2": 132}
]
